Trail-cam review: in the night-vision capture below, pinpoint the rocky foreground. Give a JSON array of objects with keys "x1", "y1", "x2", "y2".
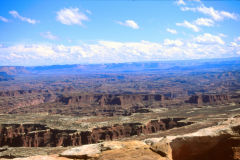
[{"x1": 1, "y1": 115, "x2": 239, "y2": 160}]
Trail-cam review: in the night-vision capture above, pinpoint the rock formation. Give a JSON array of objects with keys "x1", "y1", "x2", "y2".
[
  {"x1": 57, "y1": 94, "x2": 165, "y2": 107},
  {"x1": 1, "y1": 116, "x2": 240, "y2": 160},
  {"x1": 148, "y1": 115, "x2": 240, "y2": 160},
  {"x1": 61, "y1": 115, "x2": 240, "y2": 160},
  {"x1": 0, "y1": 66, "x2": 28, "y2": 75},
  {"x1": 0, "y1": 89, "x2": 235, "y2": 116},
  {"x1": 186, "y1": 94, "x2": 230, "y2": 105},
  {"x1": 0, "y1": 118, "x2": 191, "y2": 147}
]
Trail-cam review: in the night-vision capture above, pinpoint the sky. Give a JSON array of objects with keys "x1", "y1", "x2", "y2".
[{"x1": 0, "y1": 0, "x2": 240, "y2": 66}]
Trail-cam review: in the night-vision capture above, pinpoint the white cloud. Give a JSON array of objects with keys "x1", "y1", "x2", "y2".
[
  {"x1": 231, "y1": 42, "x2": 238, "y2": 47},
  {"x1": 176, "y1": 18, "x2": 213, "y2": 33},
  {"x1": 230, "y1": 40, "x2": 240, "y2": 55},
  {"x1": 219, "y1": 33, "x2": 227, "y2": 38},
  {"x1": 0, "y1": 16, "x2": 9, "y2": 22},
  {"x1": 117, "y1": 20, "x2": 139, "y2": 29},
  {"x1": 197, "y1": 6, "x2": 235, "y2": 21},
  {"x1": 166, "y1": 28, "x2": 177, "y2": 34},
  {"x1": 164, "y1": 39, "x2": 183, "y2": 46},
  {"x1": 180, "y1": 7, "x2": 195, "y2": 12},
  {"x1": 194, "y1": 18, "x2": 214, "y2": 26},
  {"x1": 9, "y1": 10, "x2": 38, "y2": 24},
  {"x1": 236, "y1": 36, "x2": 240, "y2": 42},
  {"x1": 190, "y1": 0, "x2": 201, "y2": 2},
  {"x1": 176, "y1": 20, "x2": 200, "y2": 32},
  {"x1": 40, "y1": 32, "x2": 58, "y2": 40},
  {"x1": 220, "y1": 11, "x2": 237, "y2": 20},
  {"x1": 181, "y1": 5, "x2": 237, "y2": 21},
  {"x1": 86, "y1": 10, "x2": 92, "y2": 15},
  {"x1": 194, "y1": 33, "x2": 225, "y2": 45},
  {"x1": 56, "y1": 8, "x2": 88, "y2": 26},
  {"x1": 176, "y1": 0, "x2": 186, "y2": 6},
  {"x1": 2, "y1": 35, "x2": 239, "y2": 66}
]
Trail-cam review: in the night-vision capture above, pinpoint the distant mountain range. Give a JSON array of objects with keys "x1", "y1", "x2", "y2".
[{"x1": 0, "y1": 57, "x2": 240, "y2": 76}]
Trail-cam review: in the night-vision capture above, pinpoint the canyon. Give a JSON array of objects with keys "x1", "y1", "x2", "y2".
[
  {"x1": 186, "y1": 94, "x2": 230, "y2": 104},
  {"x1": 0, "y1": 118, "x2": 192, "y2": 147},
  {"x1": 0, "y1": 89, "x2": 234, "y2": 116},
  {"x1": 1, "y1": 115, "x2": 239, "y2": 160},
  {"x1": 0, "y1": 59, "x2": 240, "y2": 159}
]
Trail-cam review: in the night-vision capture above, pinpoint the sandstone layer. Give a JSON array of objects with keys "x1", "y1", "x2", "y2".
[
  {"x1": 58, "y1": 94, "x2": 165, "y2": 107},
  {"x1": 59, "y1": 115, "x2": 240, "y2": 160},
  {"x1": 1, "y1": 116, "x2": 239, "y2": 160},
  {"x1": 186, "y1": 94, "x2": 230, "y2": 105},
  {"x1": 0, "y1": 118, "x2": 191, "y2": 147},
  {"x1": 0, "y1": 91, "x2": 233, "y2": 116}
]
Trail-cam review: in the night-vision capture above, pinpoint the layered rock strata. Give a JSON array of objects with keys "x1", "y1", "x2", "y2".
[
  {"x1": 57, "y1": 94, "x2": 165, "y2": 107},
  {"x1": 60, "y1": 115, "x2": 240, "y2": 160},
  {"x1": 147, "y1": 115, "x2": 240, "y2": 160},
  {"x1": 186, "y1": 94, "x2": 230, "y2": 105},
  {"x1": 0, "y1": 118, "x2": 192, "y2": 147},
  {"x1": 1, "y1": 116, "x2": 240, "y2": 160}
]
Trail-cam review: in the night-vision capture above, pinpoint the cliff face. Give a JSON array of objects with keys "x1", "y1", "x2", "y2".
[
  {"x1": 186, "y1": 94, "x2": 230, "y2": 105},
  {"x1": 0, "y1": 90, "x2": 234, "y2": 116},
  {"x1": 2, "y1": 117, "x2": 239, "y2": 160},
  {"x1": 0, "y1": 118, "x2": 192, "y2": 147},
  {"x1": 0, "y1": 66, "x2": 28, "y2": 75},
  {"x1": 0, "y1": 92, "x2": 166, "y2": 115},
  {"x1": 0, "y1": 89, "x2": 56, "y2": 114},
  {"x1": 58, "y1": 94, "x2": 165, "y2": 107},
  {"x1": 0, "y1": 90, "x2": 54, "y2": 98},
  {"x1": 148, "y1": 116, "x2": 240, "y2": 160}
]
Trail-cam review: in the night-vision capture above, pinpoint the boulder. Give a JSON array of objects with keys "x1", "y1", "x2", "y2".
[
  {"x1": 60, "y1": 143, "x2": 101, "y2": 159},
  {"x1": 148, "y1": 116, "x2": 240, "y2": 160},
  {"x1": 150, "y1": 138, "x2": 172, "y2": 159}
]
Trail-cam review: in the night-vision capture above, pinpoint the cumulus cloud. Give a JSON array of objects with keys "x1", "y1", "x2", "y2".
[
  {"x1": 117, "y1": 20, "x2": 139, "y2": 29},
  {"x1": 176, "y1": 20, "x2": 200, "y2": 32},
  {"x1": 0, "y1": 16, "x2": 9, "y2": 22},
  {"x1": 198, "y1": 6, "x2": 237, "y2": 21},
  {"x1": 9, "y1": 10, "x2": 38, "y2": 24},
  {"x1": 166, "y1": 28, "x2": 177, "y2": 34},
  {"x1": 181, "y1": 6, "x2": 237, "y2": 21},
  {"x1": 1, "y1": 34, "x2": 239, "y2": 66},
  {"x1": 176, "y1": 0, "x2": 186, "y2": 6},
  {"x1": 164, "y1": 39, "x2": 183, "y2": 46},
  {"x1": 230, "y1": 39, "x2": 240, "y2": 55},
  {"x1": 194, "y1": 33, "x2": 225, "y2": 45},
  {"x1": 56, "y1": 8, "x2": 88, "y2": 26},
  {"x1": 194, "y1": 18, "x2": 214, "y2": 26},
  {"x1": 176, "y1": 18, "x2": 213, "y2": 32},
  {"x1": 40, "y1": 32, "x2": 58, "y2": 40},
  {"x1": 180, "y1": 7, "x2": 194, "y2": 12},
  {"x1": 236, "y1": 37, "x2": 240, "y2": 41},
  {"x1": 230, "y1": 36, "x2": 240, "y2": 55}
]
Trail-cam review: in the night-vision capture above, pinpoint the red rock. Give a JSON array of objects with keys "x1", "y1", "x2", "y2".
[{"x1": 0, "y1": 118, "x2": 192, "y2": 147}]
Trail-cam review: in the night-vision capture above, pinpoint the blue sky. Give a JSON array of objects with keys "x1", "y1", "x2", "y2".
[{"x1": 0, "y1": 0, "x2": 240, "y2": 66}]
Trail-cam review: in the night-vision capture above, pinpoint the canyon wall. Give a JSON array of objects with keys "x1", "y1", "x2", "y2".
[
  {"x1": 149, "y1": 116, "x2": 240, "y2": 160},
  {"x1": 57, "y1": 94, "x2": 165, "y2": 107},
  {"x1": 0, "y1": 118, "x2": 192, "y2": 147},
  {"x1": 186, "y1": 94, "x2": 230, "y2": 105},
  {"x1": 0, "y1": 90, "x2": 233, "y2": 116}
]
